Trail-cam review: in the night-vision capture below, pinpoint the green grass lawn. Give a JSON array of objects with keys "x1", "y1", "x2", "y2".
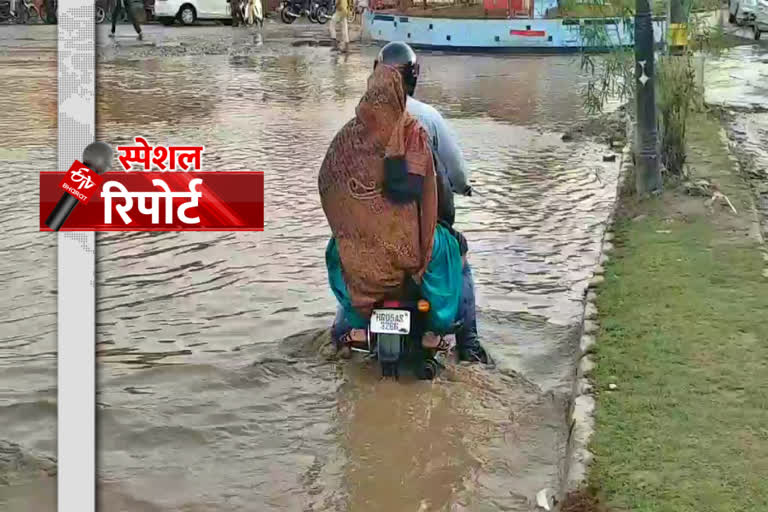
[{"x1": 586, "y1": 114, "x2": 768, "y2": 511}]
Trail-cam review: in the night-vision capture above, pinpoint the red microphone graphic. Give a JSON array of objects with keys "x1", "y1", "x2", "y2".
[{"x1": 45, "y1": 142, "x2": 114, "y2": 231}]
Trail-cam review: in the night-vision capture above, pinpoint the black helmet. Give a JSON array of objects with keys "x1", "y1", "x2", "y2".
[{"x1": 374, "y1": 41, "x2": 420, "y2": 97}]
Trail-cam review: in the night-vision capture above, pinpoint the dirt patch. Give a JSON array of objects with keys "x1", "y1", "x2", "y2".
[
  {"x1": 617, "y1": 110, "x2": 761, "y2": 245},
  {"x1": 559, "y1": 488, "x2": 611, "y2": 512},
  {"x1": 95, "y1": 21, "x2": 364, "y2": 62},
  {"x1": 561, "y1": 107, "x2": 627, "y2": 150}
]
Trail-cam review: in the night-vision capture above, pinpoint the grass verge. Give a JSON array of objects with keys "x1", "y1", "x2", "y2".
[{"x1": 581, "y1": 112, "x2": 768, "y2": 512}]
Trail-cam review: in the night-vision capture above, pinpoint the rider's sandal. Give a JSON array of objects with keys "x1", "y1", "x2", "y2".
[
  {"x1": 421, "y1": 332, "x2": 455, "y2": 351},
  {"x1": 336, "y1": 328, "x2": 367, "y2": 358},
  {"x1": 435, "y1": 335, "x2": 455, "y2": 352}
]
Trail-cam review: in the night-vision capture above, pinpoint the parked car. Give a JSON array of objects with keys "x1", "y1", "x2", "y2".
[
  {"x1": 155, "y1": 0, "x2": 230, "y2": 24},
  {"x1": 729, "y1": 0, "x2": 758, "y2": 25},
  {"x1": 752, "y1": 0, "x2": 767, "y2": 39}
]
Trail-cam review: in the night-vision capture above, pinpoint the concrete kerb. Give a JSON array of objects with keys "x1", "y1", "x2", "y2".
[{"x1": 554, "y1": 139, "x2": 633, "y2": 508}]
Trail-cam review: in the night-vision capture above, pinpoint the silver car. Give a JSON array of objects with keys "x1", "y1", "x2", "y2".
[
  {"x1": 729, "y1": 0, "x2": 758, "y2": 25},
  {"x1": 754, "y1": 0, "x2": 768, "y2": 39}
]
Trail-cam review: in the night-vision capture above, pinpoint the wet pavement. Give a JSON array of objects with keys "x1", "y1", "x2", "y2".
[
  {"x1": 2, "y1": 21, "x2": 762, "y2": 512},
  {"x1": 96, "y1": 19, "x2": 362, "y2": 60},
  {"x1": 704, "y1": 43, "x2": 768, "y2": 238}
]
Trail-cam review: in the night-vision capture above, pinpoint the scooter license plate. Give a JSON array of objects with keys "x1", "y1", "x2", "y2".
[{"x1": 370, "y1": 309, "x2": 411, "y2": 335}]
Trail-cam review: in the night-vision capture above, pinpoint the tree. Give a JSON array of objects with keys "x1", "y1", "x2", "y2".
[{"x1": 562, "y1": 0, "x2": 725, "y2": 195}]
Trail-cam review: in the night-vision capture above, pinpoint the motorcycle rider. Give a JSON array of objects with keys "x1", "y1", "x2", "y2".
[
  {"x1": 378, "y1": 42, "x2": 488, "y2": 364},
  {"x1": 331, "y1": 42, "x2": 489, "y2": 364},
  {"x1": 323, "y1": 63, "x2": 465, "y2": 361}
]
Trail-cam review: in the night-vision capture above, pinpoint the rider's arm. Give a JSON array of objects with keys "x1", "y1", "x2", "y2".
[
  {"x1": 382, "y1": 126, "x2": 431, "y2": 203},
  {"x1": 431, "y1": 111, "x2": 471, "y2": 196},
  {"x1": 435, "y1": 160, "x2": 455, "y2": 226},
  {"x1": 383, "y1": 157, "x2": 423, "y2": 203}
]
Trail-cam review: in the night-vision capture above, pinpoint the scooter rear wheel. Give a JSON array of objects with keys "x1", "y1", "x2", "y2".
[
  {"x1": 280, "y1": 6, "x2": 296, "y2": 23},
  {"x1": 381, "y1": 362, "x2": 398, "y2": 378},
  {"x1": 316, "y1": 5, "x2": 329, "y2": 23}
]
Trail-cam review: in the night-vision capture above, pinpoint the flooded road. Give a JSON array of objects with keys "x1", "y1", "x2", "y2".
[{"x1": 1, "y1": 25, "x2": 623, "y2": 510}]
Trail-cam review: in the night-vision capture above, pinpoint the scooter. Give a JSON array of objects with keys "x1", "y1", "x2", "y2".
[
  {"x1": 3, "y1": 0, "x2": 40, "y2": 22},
  {"x1": 0, "y1": 0, "x2": 17, "y2": 21},
  {"x1": 278, "y1": 0, "x2": 308, "y2": 23},
  {"x1": 308, "y1": 0, "x2": 333, "y2": 24},
  {"x1": 344, "y1": 293, "x2": 462, "y2": 380}
]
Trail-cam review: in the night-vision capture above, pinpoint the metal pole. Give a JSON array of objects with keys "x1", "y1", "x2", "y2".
[
  {"x1": 669, "y1": 0, "x2": 688, "y2": 54},
  {"x1": 634, "y1": 0, "x2": 662, "y2": 195}
]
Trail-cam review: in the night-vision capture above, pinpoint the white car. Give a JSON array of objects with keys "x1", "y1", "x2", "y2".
[
  {"x1": 155, "y1": 0, "x2": 231, "y2": 25},
  {"x1": 729, "y1": 0, "x2": 758, "y2": 26},
  {"x1": 754, "y1": 0, "x2": 768, "y2": 40}
]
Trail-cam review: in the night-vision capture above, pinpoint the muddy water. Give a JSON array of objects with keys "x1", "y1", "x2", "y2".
[
  {"x1": 2, "y1": 27, "x2": 622, "y2": 511},
  {"x1": 0, "y1": 30, "x2": 58, "y2": 486}
]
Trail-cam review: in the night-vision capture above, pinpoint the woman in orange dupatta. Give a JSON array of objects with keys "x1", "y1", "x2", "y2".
[{"x1": 318, "y1": 64, "x2": 463, "y2": 347}]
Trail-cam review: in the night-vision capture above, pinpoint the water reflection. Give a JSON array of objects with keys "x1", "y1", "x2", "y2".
[{"x1": 416, "y1": 53, "x2": 591, "y2": 129}]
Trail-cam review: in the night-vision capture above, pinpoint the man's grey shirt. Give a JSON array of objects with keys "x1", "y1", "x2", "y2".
[{"x1": 406, "y1": 96, "x2": 470, "y2": 194}]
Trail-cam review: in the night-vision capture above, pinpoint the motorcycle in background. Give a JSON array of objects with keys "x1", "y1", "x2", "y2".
[
  {"x1": 279, "y1": 0, "x2": 309, "y2": 23},
  {"x1": 307, "y1": 0, "x2": 332, "y2": 24},
  {"x1": 95, "y1": 0, "x2": 107, "y2": 22},
  {"x1": 0, "y1": 0, "x2": 53, "y2": 22},
  {"x1": 0, "y1": 0, "x2": 41, "y2": 22},
  {"x1": 0, "y1": 0, "x2": 15, "y2": 22}
]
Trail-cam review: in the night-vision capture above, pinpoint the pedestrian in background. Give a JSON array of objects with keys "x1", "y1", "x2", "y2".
[
  {"x1": 329, "y1": 0, "x2": 349, "y2": 53},
  {"x1": 108, "y1": 0, "x2": 143, "y2": 41}
]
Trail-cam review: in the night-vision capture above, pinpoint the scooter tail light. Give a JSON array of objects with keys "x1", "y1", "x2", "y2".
[
  {"x1": 381, "y1": 300, "x2": 404, "y2": 308},
  {"x1": 417, "y1": 300, "x2": 430, "y2": 312}
]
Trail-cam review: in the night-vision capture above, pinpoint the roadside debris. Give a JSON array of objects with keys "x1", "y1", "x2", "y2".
[
  {"x1": 707, "y1": 190, "x2": 738, "y2": 215},
  {"x1": 535, "y1": 488, "x2": 554, "y2": 510},
  {"x1": 682, "y1": 177, "x2": 738, "y2": 214},
  {"x1": 559, "y1": 488, "x2": 604, "y2": 512}
]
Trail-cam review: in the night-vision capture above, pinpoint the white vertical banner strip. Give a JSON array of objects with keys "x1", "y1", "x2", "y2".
[{"x1": 57, "y1": 0, "x2": 95, "y2": 510}]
